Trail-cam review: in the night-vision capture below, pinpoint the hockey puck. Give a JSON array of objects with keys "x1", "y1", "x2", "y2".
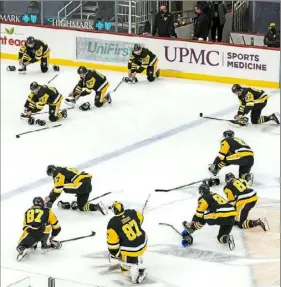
[
  {"x1": 199, "y1": 113, "x2": 203, "y2": 117},
  {"x1": 16, "y1": 135, "x2": 20, "y2": 138}
]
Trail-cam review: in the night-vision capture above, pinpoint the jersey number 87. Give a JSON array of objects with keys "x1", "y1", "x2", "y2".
[{"x1": 122, "y1": 219, "x2": 142, "y2": 241}]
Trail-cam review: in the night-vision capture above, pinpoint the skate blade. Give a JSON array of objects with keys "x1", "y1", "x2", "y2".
[
  {"x1": 16, "y1": 249, "x2": 29, "y2": 262},
  {"x1": 228, "y1": 235, "x2": 235, "y2": 251},
  {"x1": 262, "y1": 217, "x2": 270, "y2": 232}
]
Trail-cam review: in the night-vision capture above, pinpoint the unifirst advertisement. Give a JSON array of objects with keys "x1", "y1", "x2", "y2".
[{"x1": 0, "y1": 23, "x2": 279, "y2": 88}]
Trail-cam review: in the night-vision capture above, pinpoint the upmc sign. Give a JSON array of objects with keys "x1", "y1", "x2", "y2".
[{"x1": 161, "y1": 42, "x2": 278, "y2": 82}]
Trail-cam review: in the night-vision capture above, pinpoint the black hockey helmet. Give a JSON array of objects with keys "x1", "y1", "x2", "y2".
[
  {"x1": 30, "y1": 81, "x2": 40, "y2": 92},
  {"x1": 26, "y1": 36, "x2": 35, "y2": 47},
  {"x1": 112, "y1": 201, "x2": 124, "y2": 215},
  {"x1": 133, "y1": 44, "x2": 142, "y2": 51},
  {"x1": 231, "y1": 84, "x2": 242, "y2": 94},
  {"x1": 198, "y1": 182, "x2": 210, "y2": 195},
  {"x1": 225, "y1": 172, "x2": 235, "y2": 183},
  {"x1": 46, "y1": 165, "x2": 56, "y2": 176},
  {"x1": 77, "y1": 66, "x2": 87, "y2": 76},
  {"x1": 223, "y1": 130, "x2": 234, "y2": 139},
  {"x1": 33, "y1": 196, "x2": 45, "y2": 207}
]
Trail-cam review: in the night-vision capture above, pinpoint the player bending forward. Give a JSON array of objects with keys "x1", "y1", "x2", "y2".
[
  {"x1": 209, "y1": 130, "x2": 254, "y2": 184},
  {"x1": 107, "y1": 201, "x2": 147, "y2": 284},
  {"x1": 65, "y1": 66, "x2": 111, "y2": 111},
  {"x1": 123, "y1": 44, "x2": 160, "y2": 84},
  {"x1": 21, "y1": 82, "x2": 67, "y2": 125},
  {"x1": 224, "y1": 173, "x2": 269, "y2": 231},
  {"x1": 183, "y1": 183, "x2": 237, "y2": 250},
  {"x1": 17, "y1": 197, "x2": 62, "y2": 261},
  {"x1": 232, "y1": 84, "x2": 280, "y2": 126},
  {"x1": 45, "y1": 165, "x2": 107, "y2": 215}
]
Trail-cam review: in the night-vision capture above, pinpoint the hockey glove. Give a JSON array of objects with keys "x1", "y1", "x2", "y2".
[
  {"x1": 50, "y1": 237, "x2": 62, "y2": 249},
  {"x1": 208, "y1": 164, "x2": 219, "y2": 176}
]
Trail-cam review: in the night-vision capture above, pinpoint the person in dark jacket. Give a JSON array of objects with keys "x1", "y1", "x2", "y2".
[
  {"x1": 264, "y1": 23, "x2": 280, "y2": 48},
  {"x1": 196, "y1": 1, "x2": 212, "y2": 30},
  {"x1": 193, "y1": 5, "x2": 209, "y2": 40},
  {"x1": 152, "y1": 5, "x2": 176, "y2": 37},
  {"x1": 210, "y1": 1, "x2": 227, "y2": 42}
]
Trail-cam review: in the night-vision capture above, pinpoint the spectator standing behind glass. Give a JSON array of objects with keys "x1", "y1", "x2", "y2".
[
  {"x1": 152, "y1": 5, "x2": 176, "y2": 38},
  {"x1": 196, "y1": 1, "x2": 212, "y2": 31},
  {"x1": 264, "y1": 23, "x2": 280, "y2": 48},
  {"x1": 193, "y1": 6, "x2": 209, "y2": 41},
  {"x1": 210, "y1": 1, "x2": 227, "y2": 42}
]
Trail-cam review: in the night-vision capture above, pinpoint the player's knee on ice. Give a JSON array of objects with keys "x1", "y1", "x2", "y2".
[
  {"x1": 147, "y1": 75, "x2": 155, "y2": 82},
  {"x1": 49, "y1": 114, "x2": 58, "y2": 122},
  {"x1": 94, "y1": 92, "x2": 104, "y2": 108}
]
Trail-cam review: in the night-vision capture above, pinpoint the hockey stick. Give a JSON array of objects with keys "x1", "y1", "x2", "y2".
[
  {"x1": 112, "y1": 79, "x2": 123, "y2": 93},
  {"x1": 60, "y1": 231, "x2": 96, "y2": 243},
  {"x1": 199, "y1": 113, "x2": 238, "y2": 124},
  {"x1": 16, "y1": 124, "x2": 61, "y2": 138},
  {"x1": 142, "y1": 193, "x2": 151, "y2": 214},
  {"x1": 87, "y1": 192, "x2": 112, "y2": 203},
  {"x1": 47, "y1": 74, "x2": 58, "y2": 84},
  {"x1": 155, "y1": 178, "x2": 206, "y2": 192},
  {"x1": 159, "y1": 223, "x2": 182, "y2": 236}
]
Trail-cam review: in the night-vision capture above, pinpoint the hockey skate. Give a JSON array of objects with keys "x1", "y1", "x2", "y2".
[
  {"x1": 105, "y1": 93, "x2": 112, "y2": 104},
  {"x1": 61, "y1": 109, "x2": 68, "y2": 118},
  {"x1": 96, "y1": 201, "x2": 108, "y2": 215},
  {"x1": 137, "y1": 268, "x2": 147, "y2": 284},
  {"x1": 65, "y1": 97, "x2": 76, "y2": 106},
  {"x1": 270, "y1": 112, "x2": 280, "y2": 124},
  {"x1": 226, "y1": 234, "x2": 235, "y2": 251},
  {"x1": 41, "y1": 242, "x2": 51, "y2": 253},
  {"x1": 18, "y1": 65, "x2": 27, "y2": 73},
  {"x1": 255, "y1": 218, "x2": 270, "y2": 231},
  {"x1": 16, "y1": 246, "x2": 29, "y2": 262}
]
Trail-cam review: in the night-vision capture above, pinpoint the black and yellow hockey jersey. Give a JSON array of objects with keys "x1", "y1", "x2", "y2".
[
  {"x1": 107, "y1": 209, "x2": 147, "y2": 257},
  {"x1": 24, "y1": 85, "x2": 62, "y2": 112},
  {"x1": 213, "y1": 137, "x2": 254, "y2": 169},
  {"x1": 237, "y1": 87, "x2": 269, "y2": 116},
  {"x1": 73, "y1": 70, "x2": 108, "y2": 96},
  {"x1": 128, "y1": 48, "x2": 157, "y2": 71},
  {"x1": 51, "y1": 166, "x2": 92, "y2": 195},
  {"x1": 223, "y1": 178, "x2": 258, "y2": 207},
  {"x1": 192, "y1": 192, "x2": 237, "y2": 227},
  {"x1": 22, "y1": 205, "x2": 61, "y2": 235},
  {"x1": 19, "y1": 39, "x2": 49, "y2": 61}
]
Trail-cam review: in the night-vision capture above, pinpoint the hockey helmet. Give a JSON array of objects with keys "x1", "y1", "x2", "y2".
[
  {"x1": 133, "y1": 44, "x2": 142, "y2": 51},
  {"x1": 77, "y1": 66, "x2": 87, "y2": 77},
  {"x1": 30, "y1": 81, "x2": 40, "y2": 93},
  {"x1": 198, "y1": 182, "x2": 210, "y2": 196},
  {"x1": 225, "y1": 172, "x2": 235, "y2": 183},
  {"x1": 112, "y1": 201, "x2": 124, "y2": 215},
  {"x1": 223, "y1": 130, "x2": 234, "y2": 139},
  {"x1": 33, "y1": 196, "x2": 45, "y2": 207},
  {"x1": 46, "y1": 165, "x2": 56, "y2": 176},
  {"x1": 26, "y1": 36, "x2": 35, "y2": 47},
  {"x1": 231, "y1": 84, "x2": 242, "y2": 95}
]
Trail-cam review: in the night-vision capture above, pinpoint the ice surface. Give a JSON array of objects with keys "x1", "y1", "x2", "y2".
[{"x1": 1, "y1": 60, "x2": 280, "y2": 287}]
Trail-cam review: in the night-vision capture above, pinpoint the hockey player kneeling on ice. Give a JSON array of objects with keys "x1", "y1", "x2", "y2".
[
  {"x1": 107, "y1": 201, "x2": 147, "y2": 284},
  {"x1": 21, "y1": 82, "x2": 67, "y2": 126},
  {"x1": 183, "y1": 183, "x2": 237, "y2": 251},
  {"x1": 224, "y1": 173, "x2": 269, "y2": 231},
  {"x1": 65, "y1": 66, "x2": 111, "y2": 111},
  {"x1": 209, "y1": 130, "x2": 254, "y2": 184},
  {"x1": 7, "y1": 36, "x2": 59, "y2": 73},
  {"x1": 123, "y1": 44, "x2": 160, "y2": 84},
  {"x1": 45, "y1": 165, "x2": 107, "y2": 215},
  {"x1": 17, "y1": 197, "x2": 62, "y2": 261},
  {"x1": 232, "y1": 84, "x2": 280, "y2": 126}
]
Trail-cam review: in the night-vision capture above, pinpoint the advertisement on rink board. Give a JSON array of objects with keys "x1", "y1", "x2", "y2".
[
  {"x1": 0, "y1": 23, "x2": 279, "y2": 87},
  {"x1": 76, "y1": 37, "x2": 135, "y2": 63}
]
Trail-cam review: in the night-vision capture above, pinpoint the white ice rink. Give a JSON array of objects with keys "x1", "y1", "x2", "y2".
[{"x1": 1, "y1": 60, "x2": 280, "y2": 287}]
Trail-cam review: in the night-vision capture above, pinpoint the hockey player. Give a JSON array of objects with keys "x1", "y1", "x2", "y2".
[
  {"x1": 18, "y1": 37, "x2": 50, "y2": 73},
  {"x1": 182, "y1": 183, "x2": 237, "y2": 250},
  {"x1": 224, "y1": 173, "x2": 269, "y2": 231},
  {"x1": 65, "y1": 66, "x2": 111, "y2": 111},
  {"x1": 17, "y1": 197, "x2": 62, "y2": 261},
  {"x1": 45, "y1": 165, "x2": 107, "y2": 215},
  {"x1": 107, "y1": 201, "x2": 147, "y2": 284},
  {"x1": 123, "y1": 44, "x2": 160, "y2": 84},
  {"x1": 209, "y1": 130, "x2": 254, "y2": 183},
  {"x1": 21, "y1": 82, "x2": 67, "y2": 125},
  {"x1": 232, "y1": 84, "x2": 280, "y2": 125}
]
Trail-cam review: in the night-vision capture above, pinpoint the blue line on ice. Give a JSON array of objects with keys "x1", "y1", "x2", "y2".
[{"x1": 1, "y1": 105, "x2": 236, "y2": 201}]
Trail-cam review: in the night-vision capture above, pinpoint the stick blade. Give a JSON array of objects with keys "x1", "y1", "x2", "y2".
[
  {"x1": 155, "y1": 189, "x2": 170, "y2": 192},
  {"x1": 91, "y1": 231, "x2": 96, "y2": 236}
]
